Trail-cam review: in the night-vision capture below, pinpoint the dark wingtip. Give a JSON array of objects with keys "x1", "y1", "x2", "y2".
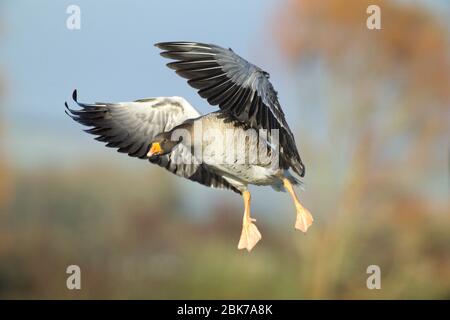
[
  {"x1": 166, "y1": 62, "x2": 177, "y2": 70},
  {"x1": 64, "y1": 109, "x2": 74, "y2": 119},
  {"x1": 300, "y1": 163, "x2": 305, "y2": 177},
  {"x1": 64, "y1": 99, "x2": 79, "y2": 119},
  {"x1": 64, "y1": 102, "x2": 74, "y2": 117},
  {"x1": 72, "y1": 89, "x2": 78, "y2": 102},
  {"x1": 159, "y1": 51, "x2": 174, "y2": 59},
  {"x1": 155, "y1": 41, "x2": 196, "y2": 51},
  {"x1": 155, "y1": 42, "x2": 170, "y2": 50}
]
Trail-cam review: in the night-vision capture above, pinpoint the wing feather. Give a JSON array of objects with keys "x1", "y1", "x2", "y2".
[
  {"x1": 156, "y1": 41, "x2": 305, "y2": 177},
  {"x1": 66, "y1": 90, "x2": 240, "y2": 193}
]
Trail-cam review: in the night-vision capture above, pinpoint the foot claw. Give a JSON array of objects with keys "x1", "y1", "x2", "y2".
[
  {"x1": 295, "y1": 206, "x2": 314, "y2": 232},
  {"x1": 238, "y1": 221, "x2": 262, "y2": 252}
]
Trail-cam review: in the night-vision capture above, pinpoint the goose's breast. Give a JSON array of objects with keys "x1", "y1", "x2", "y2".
[
  {"x1": 211, "y1": 163, "x2": 279, "y2": 186},
  {"x1": 194, "y1": 112, "x2": 281, "y2": 185}
]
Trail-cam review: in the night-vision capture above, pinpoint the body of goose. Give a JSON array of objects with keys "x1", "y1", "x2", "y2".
[{"x1": 66, "y1": 41, "x2": 313, "y2": 251}]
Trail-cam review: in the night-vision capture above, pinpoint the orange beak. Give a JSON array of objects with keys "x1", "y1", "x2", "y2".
[{"x1": 147, "y1": 142, "x2": 162, "y2": 157}]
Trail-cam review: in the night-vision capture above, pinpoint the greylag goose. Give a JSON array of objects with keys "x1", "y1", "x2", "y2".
[{"x1": 66, "y1": 41, "x2": 313, "y2": 251}]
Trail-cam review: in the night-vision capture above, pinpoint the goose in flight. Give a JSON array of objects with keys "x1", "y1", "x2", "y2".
[{"x1": 66, "y1": 41, "x2": 313, "y2": 251}]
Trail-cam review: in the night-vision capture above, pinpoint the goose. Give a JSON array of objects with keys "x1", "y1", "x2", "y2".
[{"x1": 65, "y1": 41, "x2": 313, "y2": 251}]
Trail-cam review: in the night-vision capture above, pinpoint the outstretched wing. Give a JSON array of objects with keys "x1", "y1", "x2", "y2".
[
  {"x1": 155, "y1": 41, "x2": 305, "y2": 177},
  {"x1": 66, "y1": 90, "x2": 241, "y2": 194},
  {"x1": 66, "y1": 90, "x2": 199, "y2": 159}
]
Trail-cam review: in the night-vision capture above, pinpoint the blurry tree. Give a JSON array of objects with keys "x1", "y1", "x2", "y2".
[
  {"x1": 272, "y1": 0, "x2": 450, "y2": 298},
  {"x1": 274, "y1": 0, "x2": 449, "y2": 185}
]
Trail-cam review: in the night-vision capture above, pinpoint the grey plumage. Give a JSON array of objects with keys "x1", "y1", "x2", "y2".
[{"x1": 66, "y1": 41, "x2": 305, "y2": 195}]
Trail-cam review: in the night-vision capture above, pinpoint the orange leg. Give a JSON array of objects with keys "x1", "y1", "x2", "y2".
[
  {"x1": 237, "y1": 190, "x2": 262, "y2": 251},
  {"x1": 283, "y1": 178, "x2": 313, "y2": 232}
]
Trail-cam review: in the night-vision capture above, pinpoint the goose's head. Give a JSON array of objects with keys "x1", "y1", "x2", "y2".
[{"x1": 147, "y1": 132, "x2": 183, "y2": 159}]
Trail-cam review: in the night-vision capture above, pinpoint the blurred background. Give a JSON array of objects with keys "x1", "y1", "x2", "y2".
[{"x1": 0, "y1": 0, "x2": 449, "y2": 299}]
